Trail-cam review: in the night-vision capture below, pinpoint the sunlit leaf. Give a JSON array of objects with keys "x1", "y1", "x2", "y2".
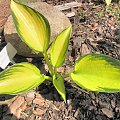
[
  {"x1": 70, "y1": 54, "x2": 120, "y2": 92},
  {"x1": 16, "y1": 0, "x2": 26, "y2": 4},
  {"x1": 50, "y1": 25, "x2": 72, "y2": 68},
  {"x1": 105, "y1": 0, "x2": 112, "y2": 5},
  {"x1": 0, "y1": 62, "x2": 45, "y2": 94},
  {"x1": 53, "y1": 74, "x2": 66, "y2": 102},
  {"x1": 11, "y1": 0, "x2": 50, "y2": 52}
]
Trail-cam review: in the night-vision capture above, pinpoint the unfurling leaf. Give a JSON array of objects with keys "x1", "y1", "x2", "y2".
[
  {"x1": 50, "y1": 25, "x2": 72, "y2": 68},
  {"x1": 105, "y1": 0, "x2": 112, "y2": 5},
  {"x1": 0, "y1": 62, "x2": 45, "y2": 94},
  {"x1": 11, "y1": 0, "x2": 50, "y2": 52},
  {"x1": 53, "y1": 74, "x2": 66, "y2": 102},
  {"x1": 70, "y1": 54, "x2": 120, "y2": 92}
]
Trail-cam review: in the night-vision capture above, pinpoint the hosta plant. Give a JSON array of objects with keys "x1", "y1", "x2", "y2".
[{"x1": 0, "y1": 0, "x2": 120, "y2": 102}]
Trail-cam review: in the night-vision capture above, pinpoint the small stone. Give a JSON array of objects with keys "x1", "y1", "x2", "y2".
[
  {"x1": 101, "y1": 108, "x2": 114, "y2": 118},
  {"x1": 67, "y1": 99, "x2": 71, "y2": 105},
  {"x1": 26, "y1": 57, "x2": 33, "y2": 62}
]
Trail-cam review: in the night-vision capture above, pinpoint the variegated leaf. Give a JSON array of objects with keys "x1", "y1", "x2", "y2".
[
  {"x1": 11, "y1": 0, "x2": 50, "y2": 52},
  {"x1": 53, "y1": 74, "x2": 66, "y2": 102},
  {"x1": 0, "y1": 62, "x2": 45, "y2": 94},
  {"x1": 70, "y1": 54, "x2": 120, "y2": 92},
  {"x1": 50, "y1": 25, "x2": 72, "y2": 68}
]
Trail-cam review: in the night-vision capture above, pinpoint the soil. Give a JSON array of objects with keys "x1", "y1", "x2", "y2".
[{"x1": 0, "y1": 0, "x2": 120, "y2": 120}]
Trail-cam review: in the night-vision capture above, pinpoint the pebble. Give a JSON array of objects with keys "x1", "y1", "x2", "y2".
[{"x1": 67, "y1": 99, "x2": 71, "y2": 105}]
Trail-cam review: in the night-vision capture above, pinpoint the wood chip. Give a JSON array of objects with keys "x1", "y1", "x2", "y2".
[
  {"x1": 54, "y1": 2, "x2": 82, "y2": 18},
  {"x1": 74, "y1": 108, "x2": 80, "y2": 118},
  {"x1": 111, "y1": 100, "x2": 116, "y2": 108},
  {"x1": 54, "y1": 2, "x2": 83, "y2": 11},
  {"x1": 66, "y1": 12, "x2": 75, "y2": 18},
  {"x1": 33, "y1": 108, "x2": 46, "y2": 116},
  {"x1": 57, "y1": 67, "x2": 65, "y2": 73},
  {"x1": 8, "y1": 96, "x2": 25, "y2": 115},
  {"x1": 33, "y1": 98, "x2": 45, "y2": 107},
  {"x1": 26, "y1": 91, "x2": 35, "y2": 100},
  {"x1": 101, "y1": 108, "x2": 113, "y2": 118}
]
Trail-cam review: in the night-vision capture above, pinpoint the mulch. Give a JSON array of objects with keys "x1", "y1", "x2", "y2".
[{"x1": 0, "y1": 0, "x2": 120, "y2": 120}]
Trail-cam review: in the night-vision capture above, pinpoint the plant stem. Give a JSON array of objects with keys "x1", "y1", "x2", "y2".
[
  {"x1": 44, "y1": 76, "x2": 52, "y2": 80},
  {"x1": 54, "y1": 67, "x2": 57, "y2": 75},
  {"x1": 63, "y1": 73, "x2": 70, "y2": 78},
  {"x1": 43, "y1": 51, "x2": 54, "y2": 75}
]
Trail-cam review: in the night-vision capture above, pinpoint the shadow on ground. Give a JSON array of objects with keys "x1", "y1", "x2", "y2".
[{"x1": 0, "y1": 95, "x2": 25, "y2": 120}]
